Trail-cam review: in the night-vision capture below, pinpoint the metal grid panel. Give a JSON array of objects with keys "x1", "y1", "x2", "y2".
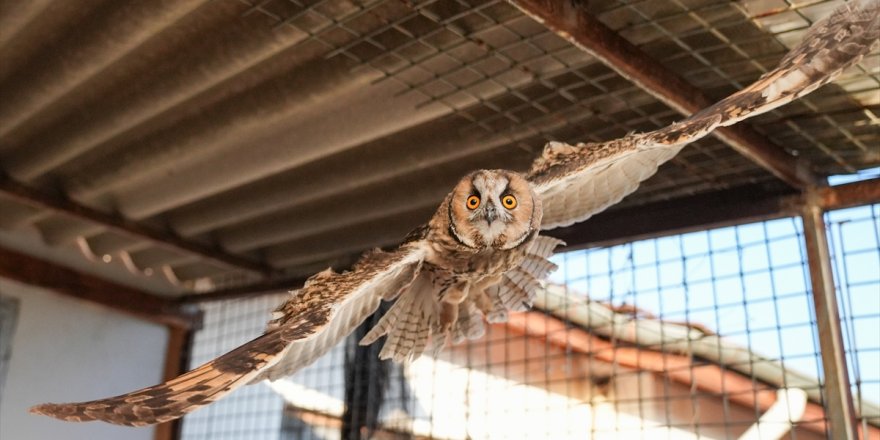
[
  {"x1": 241, "y1": 0, "x2": 785, "y2": 207},
  {"x1": 828, "y1": 204, "x2": 880, "y2": 432},
  {"x1": 178, "y1": 204, "x2": 880, "y2": 439},
  {"x1": 588, "y1": 0, "x2": 880, "y2": 176},
  {"x1": 180, "y1": 294, "x2": 287, "y2": 440},
  {"x1": 238, "y1": 0, "x2": 877, "y2": 210},
  {"x1": 548, "y1": 217, "x2": 830, "y2": 438}
]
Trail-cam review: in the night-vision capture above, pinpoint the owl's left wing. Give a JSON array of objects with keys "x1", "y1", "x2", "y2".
[
  {"x1": 252, "y1": 243, "x2": 426, "y2": 382},
  {"x1": 30, "y1": 243, "x2": 427, "y2": 426},
  {"x1": 530, "y1": 0, "x2": 879, "y2": 230}
]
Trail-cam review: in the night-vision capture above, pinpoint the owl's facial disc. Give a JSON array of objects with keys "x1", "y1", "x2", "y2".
[
  {"x1": 450, "y1": 170, "x2": 540, "y2": 250},
  {"x1": 469, "y1": 175, "x2": 511, "y2": 229}
]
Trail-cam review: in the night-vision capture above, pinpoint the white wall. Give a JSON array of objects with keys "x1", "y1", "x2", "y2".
[{"x1": 0, "y1": 278, "x2": 169, "y2": 440}]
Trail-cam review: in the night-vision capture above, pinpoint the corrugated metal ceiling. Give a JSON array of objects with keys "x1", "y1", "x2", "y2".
[{"x1": 0, "y1": 0, "x2": 877, "y2": 294}]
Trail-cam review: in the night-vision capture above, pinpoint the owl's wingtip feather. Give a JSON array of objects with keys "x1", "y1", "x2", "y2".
[
  {"x1": 29, "y1": 403, "x2": 92, "y2": 423},
  {"x1": 29, "y1": 403, "x2": 63, "y2": 417},
  {"x1": 28, "y1": 403, "x2": 51, "y2": 415}
]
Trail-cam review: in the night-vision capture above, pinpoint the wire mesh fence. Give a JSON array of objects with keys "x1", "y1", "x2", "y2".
[
  {"x1": 179, "y1": 294, "x2": 286, "y2": 440},
  {"x1": 177, "y1": 202, "x2": 879, "y2": 439},
  {"x1": 230, "y1": 0, "x2": 880, "y2": 221},
  {"x1": 548, "y1": 216, "x2": 827, "y2": 438}
]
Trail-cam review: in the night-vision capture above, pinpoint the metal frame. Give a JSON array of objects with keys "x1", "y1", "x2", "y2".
[
  {"x1": 802, "y1": 194, "x2": 859, "y2": 439},
  {"x1": 173, "y1": 180, "x2": 878, "y2": 440},
  {"x1": 154, "y1": 326, "x2": 195, "y2": 440},
  {"x1": 175, "y1": 203, "x2": 880, "y2": 438}
]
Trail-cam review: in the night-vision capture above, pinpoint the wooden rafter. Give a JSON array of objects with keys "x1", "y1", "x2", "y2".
[
  {"x1": 176, "y1": 276, "x2": 307, "y2": 304},
  {"x1": 0, "y1": 173, "x2": 273, "y2": 276},
  {"x1": 817, "y1": 177, "x2": 880, "y2": 210},
  {"x1": 506, "y1": 0, "x2": 820, "y2": 189},
  {"x1": 181, "y1": 178, "x2": 880, "y2": 302},
  {"x1": 552, "y1": 183, "x2": 800, "y2": 251},
  {"x1": 0, "y1": 246, "x2": 199, "y2": 329}
]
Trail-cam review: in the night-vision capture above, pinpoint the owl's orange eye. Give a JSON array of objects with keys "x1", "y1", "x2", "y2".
[
  {"x1": 502, "y1": 195, "x2": 517, "y2": 209},
  {"x1": 466, "y1": 195, "x2": 480, "y2": 210}
]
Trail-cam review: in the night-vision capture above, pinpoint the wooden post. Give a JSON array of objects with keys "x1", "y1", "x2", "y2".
[
  {"x1": 801, "y1": 196, "x2": 858, "y2": 439},
  {"x1": 154, "y1": 326, "x2": 193, "y2": 440}
]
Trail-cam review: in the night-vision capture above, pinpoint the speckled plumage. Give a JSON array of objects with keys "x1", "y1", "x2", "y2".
[
  {"x1": 31, "y1": 1, "x2": 880, "y2": 427},
  {"x1": 359, "y1": 170, "x2": 552, "y2": 363}
]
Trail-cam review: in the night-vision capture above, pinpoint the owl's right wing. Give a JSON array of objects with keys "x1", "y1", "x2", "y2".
[
  {"x1": 30, "y1": 242, "x2": 428, "y2": 426},
  {"x1": 529, "y1": 0, "x2": 880, "y2": 230}
]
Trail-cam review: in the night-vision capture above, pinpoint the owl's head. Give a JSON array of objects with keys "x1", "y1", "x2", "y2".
[{"x1": 447, "y1": 170, "x2": 541, "y2": 250}]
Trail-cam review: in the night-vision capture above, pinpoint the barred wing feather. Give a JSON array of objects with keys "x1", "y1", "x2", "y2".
[{"x1": 31, "y1": 243, "x2": 427, "y2": 425}]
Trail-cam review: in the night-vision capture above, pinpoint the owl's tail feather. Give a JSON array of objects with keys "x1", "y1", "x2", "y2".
[
  {"x1": 30, "y1": 329, "x2": 290, "y2": 426},
  {"x1": 484, "y1": 236, "x2": 565, "y2": 322}
]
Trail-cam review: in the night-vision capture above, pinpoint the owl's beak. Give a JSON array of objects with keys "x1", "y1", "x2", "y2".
[{"x1": 483, "y1": 202, "x2": 499, "y2": 224}]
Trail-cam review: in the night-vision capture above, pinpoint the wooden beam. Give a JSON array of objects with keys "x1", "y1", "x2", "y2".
[
  {"x1": 177, "y1": 178, "x2": 880, "y2": 302},
  {"x1": 505, "y1": 0, "x2": 818, "y2": 188},
  {"x1": 176, "y1": 276, "x2": 306, "y2": 304},
  {"x1": 0, "y1": 173, "x2": 273, "y2": 276},
  {"x1": 818, "y1": 177, "x2": 880, "y2": 210},
  {"x1": 0, "y1": 246, "x2": 199, "y2": 329},
  {"x1": 552, "y1": 178, "x2": 880, "y2": 251},
  {"x1": 551, "y1": 184, "x2": 801, "y2": 251}
]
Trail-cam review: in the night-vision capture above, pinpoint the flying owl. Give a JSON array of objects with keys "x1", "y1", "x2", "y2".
[{"x1": 30, "y1": 0, "x2": 880, "y2": 427}]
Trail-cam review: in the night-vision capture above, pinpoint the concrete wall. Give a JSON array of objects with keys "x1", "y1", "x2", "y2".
[{"x1": 0, "y1": 278, "x2": 168, "y2": 440}]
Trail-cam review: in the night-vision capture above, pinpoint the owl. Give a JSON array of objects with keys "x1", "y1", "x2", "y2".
[{"x1": 31, "y1": 1, "x2": 880, "y2": 426}]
